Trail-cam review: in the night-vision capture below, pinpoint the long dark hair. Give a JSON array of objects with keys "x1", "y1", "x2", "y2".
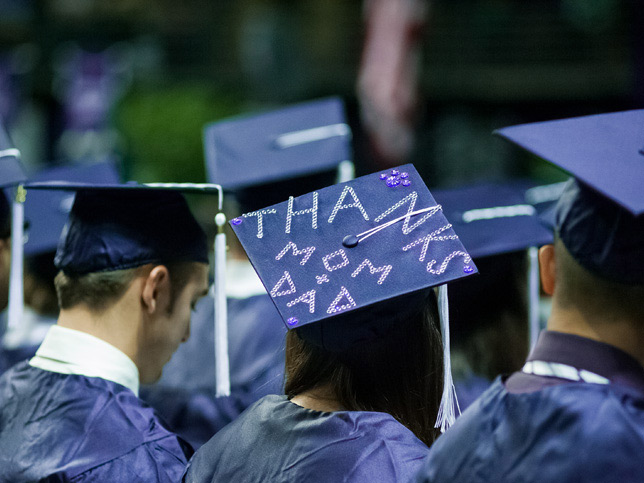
[{"x1": 284, "y1": 290, "x2": 444, "y2": 446}]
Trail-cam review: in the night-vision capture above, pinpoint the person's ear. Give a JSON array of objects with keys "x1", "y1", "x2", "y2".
[
  {"x1": 539, "y1": 244, "x2": 556, "y2": 296},
  {"x1": 141, "y1": 265, "x2": 171, "y2": 314}
]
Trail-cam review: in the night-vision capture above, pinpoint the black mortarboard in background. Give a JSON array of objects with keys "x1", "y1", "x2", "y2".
[{"x1": 203, "y1": 97, "x2": 354, "y2": 213}]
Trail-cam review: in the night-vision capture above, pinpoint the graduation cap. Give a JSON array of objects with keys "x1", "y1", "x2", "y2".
[
  {"x1": 495, "y1": 110, "x2": 644, "y2": 284},
  {"x1": 433, "y1": 182, "x2": 554, "y2": 350},
  {"x1": 1, "y1": 120, "x2": 27, "y2": 333},
  {"x1": 23, "y1": 180, "x2": 229, "y2": 392},
  {"x1": 231, "y1": 164, "x2": 477, "y2": 431},
  {"x1": 204, "y1": 97, "x2": 354, "y2": 212}
]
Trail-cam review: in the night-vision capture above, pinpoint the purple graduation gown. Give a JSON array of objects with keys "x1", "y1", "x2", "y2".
[
  {"x1": 414, "y1": 331, "x2": 644, "y2": 482},
  {"x1": 141, "y1": 293, "x2": 287, "y2": 449},
  {"x1": 0, "y1": 362, "x2": 192, "y2": 482},
  {"x1": 183, "y1": 394, "x2": 428, "y2": 483}
]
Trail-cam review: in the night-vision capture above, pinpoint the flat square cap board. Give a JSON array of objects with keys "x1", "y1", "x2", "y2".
[
  {"x1": 494, "y1": 109, "x2": 644, "y2": 216},
  {"x1": 433, "y1": 182, "x2": 553, "y2": 259},
  {"x1": 204, "y1": 97, "x2": 352, "y2": 190},
  {"x1": 230, "y1": 164, "x2": 477, "y2": 332}
]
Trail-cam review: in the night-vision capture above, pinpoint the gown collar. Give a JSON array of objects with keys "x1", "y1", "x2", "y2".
[{"x1": 30, "y1": 325, "x2": 140, "y2": 396}]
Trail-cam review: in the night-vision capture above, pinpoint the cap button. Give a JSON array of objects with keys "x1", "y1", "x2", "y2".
[{"x1": 342, "y1": 234, "x2": 359, "y2": 248}]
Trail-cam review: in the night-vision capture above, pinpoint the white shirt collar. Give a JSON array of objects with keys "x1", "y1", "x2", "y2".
[
  {"x1": 30, "y1": 325, "x2": 140, "y2": 396},
  {"x1": 225, "y1": 259, "x2": 267, "y2": 299}
]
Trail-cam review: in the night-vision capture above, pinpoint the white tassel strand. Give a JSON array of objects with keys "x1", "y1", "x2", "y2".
[
  {"x1": 7, "y1": 186, "x2": 25, "y2": 336},
  {"x1": 527, "y1": 246, "x2": 541, "y2": 351},
  {"x1": 214, "y1": 212, "x2": 230, "y2": 397},
  {"x1": 435, "y1": 284, "x2": 460, "y2": 433}
]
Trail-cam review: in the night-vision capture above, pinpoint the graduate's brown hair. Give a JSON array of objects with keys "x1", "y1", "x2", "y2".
[
  {"x1": 54, "y1": 262, "x2": 196, "y2": 313},
  {"x1": 284, "y1": 290, "x2": 444, "y2": 446}
]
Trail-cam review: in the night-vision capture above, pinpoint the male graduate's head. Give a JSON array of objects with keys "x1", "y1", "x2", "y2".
[
  {"x1": 538, "y1": 179, "x2": 644, "y2": 327},
  {"x1": 0, "y1": 192, "x2": 11, "y2": 311},
  {"x1": 53, "y1": 189, "x2": 210, "y2": 384}
]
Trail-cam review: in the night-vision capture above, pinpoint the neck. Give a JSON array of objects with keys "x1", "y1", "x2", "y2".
[
  {"x1": 56, "y1": 291, "x2": 142, "y2": 374},
  {"x1": 547, "y1": 304, "x2": 644, "y2": 368},
  {"x1": 290, "y1": 383, "x2": 344, "y2": 412}
]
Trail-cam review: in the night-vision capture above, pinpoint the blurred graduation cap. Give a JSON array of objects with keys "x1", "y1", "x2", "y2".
[
  {"x1": 23, "y1": 181, "x2": 228, "y2": 392},
  {"x1": 433, "y1": 182, "x2": 554, "y2": 350},
  {"x1": 203, "y1": 97, "x2": 353, "y2": 397},
  {"x1": 231, "y1": 164, "x2": 477, "y2": 431},
  {"x1": 495, "y1": 109, "x2": 644, "y2": 284},
  {"x1": 204, "y1": 97, "x2": 354, "y2": 212},
  {"x1": 1, "y1": 120, "x2": 27, "y2": 334}
]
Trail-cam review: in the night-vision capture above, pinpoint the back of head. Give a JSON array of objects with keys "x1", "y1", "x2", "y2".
[
  {"x1": 53, "y1": 188, "x2": 208, "y2": 312},
  {"x1": 285, "y1": 289, "x2": 444, "y2": 446},
  {"x1": 553, "y1": 179, "x2": 644, "y2": 323}
]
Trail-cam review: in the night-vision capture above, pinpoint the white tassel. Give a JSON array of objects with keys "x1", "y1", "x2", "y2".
[
  {"x1": 527, "y1": 246, "x2": 541, "y2": 351},
  {"x1": 214, "y1": 213, "x2": 230, "y2": 397},
  {"x1": 7, "y1": 187, "x2": 25, "y2": 337},
  {"x1": 435, "y1": 284, "x2": 460, "y2": 433}
]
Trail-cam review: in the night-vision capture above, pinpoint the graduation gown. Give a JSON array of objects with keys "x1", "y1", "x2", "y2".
[
  {"x1": 0, "y1": 362, "x2": 192, "y2": 482},
  {"x1": 453, "y1": 372, "x2": 491, "y2": 413},
  {"x1": 141, "y1": 293, "x2": 287, "y2": 449},
  {"x1": 183, "y1": 394, "x2": 428, "y2": 483},
  {"x1": 414, "y1": 331, "x2": 644, "y2": 482}
]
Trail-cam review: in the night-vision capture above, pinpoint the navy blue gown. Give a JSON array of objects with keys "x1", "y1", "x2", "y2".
[
  {"x1": 183, "y1": 395, "x2": 429, "y2": 483},
  {"x1": 141, "y1": 293, "x2": 287, "y2": 449},
  {"x1": 453, "y1": 372, "x2": 491, "y2": 413},
  {"x1": 414, "y1": 331, "x2": 644, "y2": 482},
  {"x1": 0, "y1": 362, "x2": 192, "y2": 482}
]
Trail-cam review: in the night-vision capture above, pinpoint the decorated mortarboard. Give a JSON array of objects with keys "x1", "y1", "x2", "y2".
[
  {"x1": 203, "y1": 97, "x2": 353, "y2": 193},
  {"x1": 23, "y1": 161, "x2": 120, "y2": 257},
  {"x1": 433, "y1": 182, "x2": 554, "y2": 349},
  {"x1": 495, "y1": 110, "x2": 644, "y2": 284},
  {"x1": 230, "y1": 164, "x2": 477, "y2": 430}
]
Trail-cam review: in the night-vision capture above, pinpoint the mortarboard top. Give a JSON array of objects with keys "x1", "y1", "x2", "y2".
[
  {"x1": 230, "y1": 164, "x2": 477, "y2": 350},
  {"x1": 24, "y1": 181, "x2": 221, "y2": 274},
  {"x1": 495, "y1": 110, "x2": 644, "y2": 284},
  {"x1": 494, "y1": 109, "x2": 644, "y2": 216},
  {"x1": 433, "y1": 182, "x2": 553, "y2": 260},
  {"x1": 203, "y1": 97, "x2": 352, "y2": 195},
  {"x1": 23, "y1": 161, "x2": 120, "y2": 257}
]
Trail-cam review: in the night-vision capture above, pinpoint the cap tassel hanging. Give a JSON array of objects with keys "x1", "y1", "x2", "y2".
[
  {"x1": 435, "y1": 283, "x2": 460, "y2": 433},
  {"x1": 527, "y1": 246, "x2": 541, "y2": 351},
  {"x1": 214, "y1": 211, "x2": 230, "y2": 397},
  {"x1": 6, "y1": 185, "x2": 25, "y2": 346}
]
